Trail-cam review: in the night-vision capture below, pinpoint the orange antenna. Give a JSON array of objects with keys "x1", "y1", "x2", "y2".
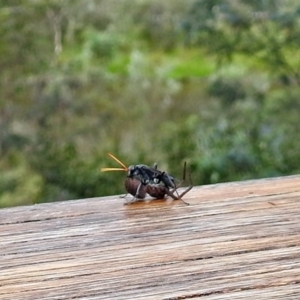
[
  {"x1": 107, "y1": 153, "x2": 128, "y2": 169},
  {"x1": 101, "y1": 153, "x2": 129, "y2": 172},
  {"x1": 101, "y1": 167, "x2": 126, "y2": 172}
]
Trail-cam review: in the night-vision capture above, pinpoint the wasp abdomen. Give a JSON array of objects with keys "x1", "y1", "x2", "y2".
[
  {"x1": 146, "y1": 185, "x2": 167, "y2": 199},
  {"x1": 125, "y1": 177, "x2": 146, "y2": 199}
]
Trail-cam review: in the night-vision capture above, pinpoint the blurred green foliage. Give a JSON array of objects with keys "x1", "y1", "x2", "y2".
[{"x1": 1, "y1": 0, "x2": 300, "y2": 207}]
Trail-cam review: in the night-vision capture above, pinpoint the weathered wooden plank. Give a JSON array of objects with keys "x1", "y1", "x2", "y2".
[{"x1": 1, "y1": 175, "x2": 300, "y2": 299}]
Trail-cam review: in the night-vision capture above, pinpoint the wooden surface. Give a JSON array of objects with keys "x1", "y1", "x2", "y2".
[{"x1": 1, "y1": 175, "x2": 300, "y2": 300}]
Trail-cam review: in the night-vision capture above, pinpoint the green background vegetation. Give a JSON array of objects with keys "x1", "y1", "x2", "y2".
[{"x1": 1, "y1": 0, "x2": 300, "y2": 207}]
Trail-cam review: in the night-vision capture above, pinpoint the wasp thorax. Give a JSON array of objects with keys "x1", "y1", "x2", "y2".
[
  {"x1": 127, "y1": 164, "x2": 151, "y2": 185},
  {"x1": 153, "y1": 178, "x2": 160, "y2": 184}
]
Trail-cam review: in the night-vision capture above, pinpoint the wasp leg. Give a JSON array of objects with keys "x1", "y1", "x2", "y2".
[
  {"x1": 135, "y1": 181, "x2": 143, "y2": 197},
  {"x1": 167, "y1": 163, "x2": 192, "y2": 205},
  {"x1": 168, "y1": 161, "x2": 187, "y2": 199},
  {"x1": 163, "y1": 188, "x2": 189, "y2": 205},
  {"x1": 177, "y1": 169, "x2": 193, "y2": 204},
  {"x1": 123, "y1": 181, "x2": 145, "y2": 205},
  {"x1": 177, "y1": 185, "x2": 193, "y2": 203}
]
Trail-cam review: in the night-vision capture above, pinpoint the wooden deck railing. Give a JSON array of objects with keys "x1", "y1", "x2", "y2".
[{"x1": 1, "y1": 175, "x2": 300, "y2": 299}]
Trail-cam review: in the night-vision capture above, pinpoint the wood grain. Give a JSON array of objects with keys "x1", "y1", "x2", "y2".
[{"x1": 1, "y1": 175, "x2": 300, "y2": 299}]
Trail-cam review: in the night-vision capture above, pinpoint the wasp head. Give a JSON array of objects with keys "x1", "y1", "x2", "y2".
[{"x1": 127, "y1": 165, "x2": 139, "y2": 177}]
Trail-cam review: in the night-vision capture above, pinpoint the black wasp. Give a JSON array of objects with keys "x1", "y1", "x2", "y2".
[{"x1": 101, "y1": 153, "x2": 192, "y2": 205}]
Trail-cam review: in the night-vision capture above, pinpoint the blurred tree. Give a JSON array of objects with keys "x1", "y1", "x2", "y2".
[
  {"x1": 183, "y1": 0, "x2": 300, "y2": 82},
  {"x1": 165, "y1": 0, "x2": 300, "y2": 183},
  {"x1": 1, "y1": 0, "x2": 300, "y2": 207}
]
